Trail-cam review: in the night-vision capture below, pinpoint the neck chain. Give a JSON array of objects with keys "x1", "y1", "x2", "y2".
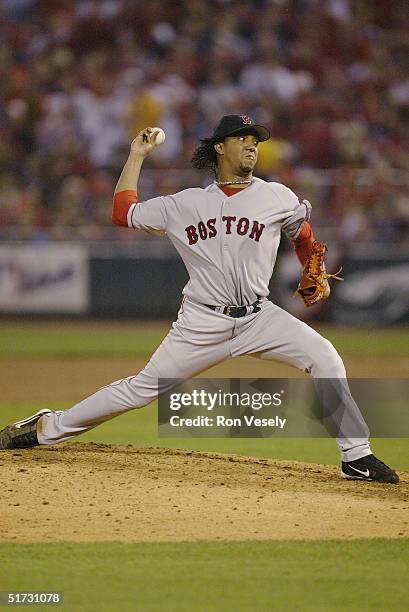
[{"x1": 216, "y1": 179, "x2": 252, "y2": 186}]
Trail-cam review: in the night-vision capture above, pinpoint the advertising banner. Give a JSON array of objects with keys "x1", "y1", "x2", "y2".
[
  {"x1": 0, "y1": 245, "x2": 89, "y2": 313},
  {"x1": 332, "y1": 262, "x2": 409, "y2": 324}
]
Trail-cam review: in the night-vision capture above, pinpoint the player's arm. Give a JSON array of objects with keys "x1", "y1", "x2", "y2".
[
  {"x1": 112, "y1": 127, "x2": 159, "y2": 227},
  {"x1": 280, "y1": 193, "x2": 311, "y2": 239},
  {"x1": 291, "y1": 220, "x2": 315, "y2": 266},
  {"x1": 278, "y1": 187, "x2": 343, "y2": 305},
  {"x1": 278, "y1": 188, "x2": 315, "y2": 264},
  {"x1": 281, "y1": 195, "x2": 319, "y2": 267}
]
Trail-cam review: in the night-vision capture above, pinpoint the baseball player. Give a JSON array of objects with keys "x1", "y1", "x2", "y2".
[{"x1": 0, "y1": 115, "x2": 398, "y2": 483}]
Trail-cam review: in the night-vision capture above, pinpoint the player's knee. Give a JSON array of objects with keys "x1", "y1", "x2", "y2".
[{"x1": 311, "y1": 338, "x2": 346, "y2": 377}]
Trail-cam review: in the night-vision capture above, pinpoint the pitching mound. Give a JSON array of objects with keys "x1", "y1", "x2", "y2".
[{"x1": 1, "y1": 444, "x2": 408, "y2": 543}]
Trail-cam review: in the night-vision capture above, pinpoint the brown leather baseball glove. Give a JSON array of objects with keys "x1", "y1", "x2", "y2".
[{"x1": 295, "y1": 241, "x2": 343, "y2": 307}]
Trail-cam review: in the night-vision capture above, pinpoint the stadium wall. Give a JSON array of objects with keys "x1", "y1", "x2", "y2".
[{"x1": 0, "y1": 243, "x2": 407, "y2": 323}]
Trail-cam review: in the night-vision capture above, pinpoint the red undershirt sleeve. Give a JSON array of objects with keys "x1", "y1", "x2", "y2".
[
  {"x1": 112, "y1": 190, "x2": 138, "y2": 227},
  {"x1": 292, "y1": 221, "x2": 315, "y2": 266}
]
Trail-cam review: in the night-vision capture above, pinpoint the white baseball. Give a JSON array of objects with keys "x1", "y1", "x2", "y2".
[{"x1": 153, "y1": 127, "x2": 166, "y2": 145}]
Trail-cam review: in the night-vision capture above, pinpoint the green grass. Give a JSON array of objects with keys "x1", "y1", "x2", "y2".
[
  {"x1": 319, "y1": 327, "x2": 409, "y2": 357},
  {"x1": 0, "y1": 323, "x2": 169, "y2": 357},
  {"x1": 0, "y1": 323, "x2": 407, "y2": 358},
  {"x1": 0, "y1": 540, "x2": 408, "y2": 612},
  {"x1": 1, "y1": 404, "x2": 408, "y2": 471}
]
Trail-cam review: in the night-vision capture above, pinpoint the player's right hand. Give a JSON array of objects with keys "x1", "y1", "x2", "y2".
[{"x1": 130, "y1": 128, "x2": 160, "y2": 157}]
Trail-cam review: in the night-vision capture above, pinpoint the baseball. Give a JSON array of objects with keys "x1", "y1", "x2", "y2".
[{"x1": 153, "y1": 127, "x2": 166, "y2": 145}]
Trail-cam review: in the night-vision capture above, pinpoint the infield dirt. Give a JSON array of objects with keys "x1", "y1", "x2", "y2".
[
  {"x1": 2, "y1": 352, "x2": 409, "y2": 405},
  {"x1": 1, "y1": 444, "x2": 408, "y2": 544}
]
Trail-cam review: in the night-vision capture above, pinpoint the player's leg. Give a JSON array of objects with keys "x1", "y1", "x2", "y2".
[
  {"x1": 231, "y1": 301, "x2": 398, "y2": 482},
  {"x1": 0, "y1": 300, "x2": 233, "y2": 448},
  {"x1": 231, "y1": 301, "x2": 349, "y2": 377}
]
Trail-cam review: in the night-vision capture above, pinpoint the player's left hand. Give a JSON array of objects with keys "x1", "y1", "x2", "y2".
[{"x1": 294, "y1": 241, "x2": 343, "y2": 307}]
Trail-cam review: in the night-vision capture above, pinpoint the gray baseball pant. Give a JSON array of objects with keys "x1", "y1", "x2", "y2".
[{"x1": 37, "y1": 298, "x2": 371, "y2": 462}]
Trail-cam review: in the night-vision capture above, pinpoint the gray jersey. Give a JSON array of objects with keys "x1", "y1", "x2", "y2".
[{"x1": 127, "y1": 177, "x2": 310, "y2": 305}]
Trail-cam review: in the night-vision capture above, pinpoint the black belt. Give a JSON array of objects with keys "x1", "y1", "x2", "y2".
[{"x1": 205, "y1": 299, "x2": 262, "y2": 318}]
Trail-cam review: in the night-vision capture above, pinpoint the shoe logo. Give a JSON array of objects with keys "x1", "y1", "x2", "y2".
[
  {"x1": 14, "y1": 420, "x2": 33, "y2": 429},
  {"x1": 349, "y1": 466, "x2": 370, "y2": 477}
]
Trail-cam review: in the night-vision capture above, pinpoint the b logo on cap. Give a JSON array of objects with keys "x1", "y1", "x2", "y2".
[{"x1": 240, "y1": 115, "x2": 253, "y2": 125}]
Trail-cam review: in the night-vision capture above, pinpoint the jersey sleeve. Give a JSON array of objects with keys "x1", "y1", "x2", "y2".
[
  {"x1": 127, "y1": 195, "x2": 172, "y2": 234},
  {"x1": 276, "y1": 185, "x2": 312, "y2": 240}
]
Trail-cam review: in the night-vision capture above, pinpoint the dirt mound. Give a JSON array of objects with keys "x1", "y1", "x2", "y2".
[{"x1": 1, "y1": 444, "x2": 408, "y2": 543}]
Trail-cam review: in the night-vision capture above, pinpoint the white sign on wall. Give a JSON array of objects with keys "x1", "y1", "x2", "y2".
[{"x1": 0, "y1": 245, "x2": 89, "y2": 313}]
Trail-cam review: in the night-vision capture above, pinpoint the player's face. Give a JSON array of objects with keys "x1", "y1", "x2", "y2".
[{"x1": 220, "y1": 133, "x2": 259, "y2": 175}]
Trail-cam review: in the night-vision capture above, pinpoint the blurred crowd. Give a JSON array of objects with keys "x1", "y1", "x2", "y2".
[{"x1": 0, "y1": 0, "x2": 408, "y2": 243}]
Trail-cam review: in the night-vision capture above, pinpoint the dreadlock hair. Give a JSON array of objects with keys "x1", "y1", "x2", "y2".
[{"x1": 191, "y1": 137, "x2": 219, "y2": 175}]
